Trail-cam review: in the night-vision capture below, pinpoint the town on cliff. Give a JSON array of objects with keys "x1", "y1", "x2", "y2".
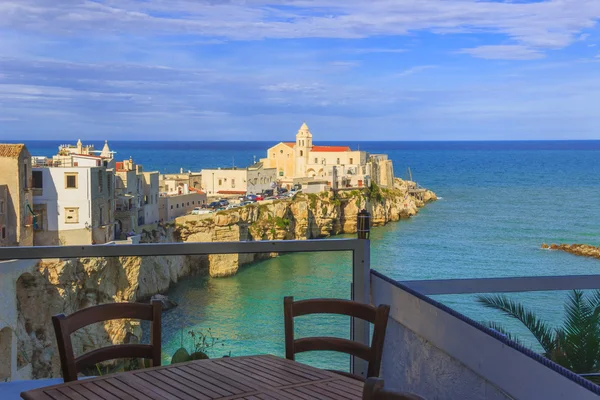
[{"x1": 0, "y1": 122, "x2": 436, "y2": 249}]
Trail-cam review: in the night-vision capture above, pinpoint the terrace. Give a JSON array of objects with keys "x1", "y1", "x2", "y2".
[{"x1": 1, "y1": 232, "x2": 599, "y2": 399}]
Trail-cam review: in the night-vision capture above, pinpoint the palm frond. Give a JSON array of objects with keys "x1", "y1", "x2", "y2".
[
  {"x1": 477, "y1": 294, "x2": 555, "y2": 353},
  {"x1": 560, "y1": 291, "x2": 600, "y2": 373},
  {"x1": 482, "y1": 321, "x2": 525, "y2": 347}
]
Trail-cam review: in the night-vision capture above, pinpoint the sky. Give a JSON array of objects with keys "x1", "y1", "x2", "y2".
[{"x1": 1, "y1": 0, "x2": 600, "y2": 141}]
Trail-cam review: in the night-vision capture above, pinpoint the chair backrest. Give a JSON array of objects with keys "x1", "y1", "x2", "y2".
[
  {"x1": 363, "y1": 378, "x2": 427, "y2": 400},
  {"x1": 52, "y1": 301, "x2": 162, "y2": 382},
  {"x1": 283, "y1": 296, "x2": 390, "y2": 378}
]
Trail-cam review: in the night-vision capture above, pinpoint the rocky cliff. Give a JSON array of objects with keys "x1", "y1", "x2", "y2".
[{"x1": 17, "y1": 180, "x2": 436, "y2": 379}]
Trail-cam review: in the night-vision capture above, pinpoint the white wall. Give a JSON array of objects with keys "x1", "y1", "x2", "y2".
[
  {"x1": 33, "y1": 167, "x2": 92, "y2": 231},
  {"x1": 371, "y1": 272, "x2": 600, "y2": 400},
  {"x1": 201, "y1": 168, "x2": 248, "y2": 195}
]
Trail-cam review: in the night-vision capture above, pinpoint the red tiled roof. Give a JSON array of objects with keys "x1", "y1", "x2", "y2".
[
  {"x1": 283, "y1": 142, "x2": 295, "y2": 148},
  {"x1": 189, "y1": 187, "x2": 205, "y2": 195},
  {"x1": 311, "y1": 146, "x2": 351, "y2": 152},
  {"x1": 0, "y1": 144, "x2": 25, "y2": 158},
  {"x1": 217, "y1": 190, "x2": 247, "y2": 195}
]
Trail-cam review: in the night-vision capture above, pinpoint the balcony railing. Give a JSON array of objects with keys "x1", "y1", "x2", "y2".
[{"x1": 1, "y1": 240, "x2": 600, "y2": 399}]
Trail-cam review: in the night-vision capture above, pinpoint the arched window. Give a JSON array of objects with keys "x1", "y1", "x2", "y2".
[{"x1": 300, "y1": 150, "x2": 303, "y2": 156}]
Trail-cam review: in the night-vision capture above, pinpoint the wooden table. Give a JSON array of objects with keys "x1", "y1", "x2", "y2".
[{"x1": 21, "y1": 354, "x2": 364, "y2": 399}]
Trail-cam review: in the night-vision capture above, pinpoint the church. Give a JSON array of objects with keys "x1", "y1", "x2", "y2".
[{"x1": 260, "y1": 123, "x2": 394, "y2": 190}]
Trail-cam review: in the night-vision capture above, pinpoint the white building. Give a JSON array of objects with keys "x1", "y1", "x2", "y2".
[
  {"x1": 201, "y1": 163, "x2": 277, "y2": 197},
  {"x1": 31, "y1": 165, "x2": 114, "y2": 245}
]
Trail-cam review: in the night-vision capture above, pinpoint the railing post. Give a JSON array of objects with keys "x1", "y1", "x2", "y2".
[{"x1": 352, "y1": 210, "x2": 371, "y2": 377}]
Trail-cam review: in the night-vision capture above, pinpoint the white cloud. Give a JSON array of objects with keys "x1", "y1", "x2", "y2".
[
  {"x1": 397, "y1": 65, "x2": 436, "y2": 77},
  {"x1": 0, "y1": 0, "x2": 598, "y2": 57},
  {"x1": 459, "y1": 45, "x2": 545, "y2": 60}
]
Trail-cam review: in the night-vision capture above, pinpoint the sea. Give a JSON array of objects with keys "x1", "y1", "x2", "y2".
[{"x1": 16, "y1": 140, "x2": 600, "y2": 369}]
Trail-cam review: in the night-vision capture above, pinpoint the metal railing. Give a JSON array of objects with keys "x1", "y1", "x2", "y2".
[{"x1": 0, "y1": 238, "x2": 371, "y2": 376}]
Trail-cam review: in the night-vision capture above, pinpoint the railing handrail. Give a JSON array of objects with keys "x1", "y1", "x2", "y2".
[
  {"x1": 0, "y1": 239, "x2": 365, "y2": 260},
  {"x1": 400, "y1": 274, "x2": 600, "y2": 295}
]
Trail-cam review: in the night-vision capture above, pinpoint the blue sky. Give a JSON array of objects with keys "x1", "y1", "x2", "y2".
[{"x1": 0, "y1": 0, "x2": 599, "y2": 141}]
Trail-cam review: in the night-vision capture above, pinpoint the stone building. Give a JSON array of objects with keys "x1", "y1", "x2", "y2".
[
  {"x1": 260, "y1": 123, "x2": 389, "y2": 190},
  {"x1": 0, "y1": 144, "x2": 34, "y2": 247},
  {"x1": 159, "y1": 170, "x2": 202, "y2": 195},
  {"x1": 159, "y1": 191, "x2": 207, "y2": 221},
  {"x1": 114, "y1": 159, "x2": 160, "y2": 237}
]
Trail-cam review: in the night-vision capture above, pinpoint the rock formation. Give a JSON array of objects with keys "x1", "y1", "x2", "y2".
[
  {"x1": 542, "y1": 243, "x2": 600, "y2": 260},
  {"x1": 16, "y1": 179, "x2": 435, "y2": 378}
]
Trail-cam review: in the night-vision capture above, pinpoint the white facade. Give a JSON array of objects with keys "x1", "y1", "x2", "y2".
[
  {"x1": 31, "y1": 166, "x2": 113, "y2": 245},
  {"x1": 142, "y1": 172, "x2": 160, "y2": 225},
  {"x1": 201, "y1": 168, "x2": 248, "y2": 196}
]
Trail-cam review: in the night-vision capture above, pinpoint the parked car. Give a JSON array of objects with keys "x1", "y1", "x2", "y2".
[
  {"x1": 207, "y1": 201, "x2": 221, "y2": 209},
  {"x1": 265, "y1": 196, "x2": 278, "y2": 200},
  {"x1": 278, "y1": 188, "x2": 288, "y2": 194},
  {"x1": 191, "y1": 207, "x2": 211, "y2": 215},
  {"x1": 255, "y1": 194, "x2": 264, "y2": 201},
  {"x1": 262, "y1": 189, "x2": 274, "y2": 197},
  {"x1": 245, "y1": 194, "x2": 258, "y2": 202},
  {"x1": 226, "y1": 204, "x2": 239, "y2": 210},
  {"x1": 240, "y1": 201, "x2": 253, "y2": 207},
  {"x1": 219, "y1": 199, "x2": 229, "y2": 207}
]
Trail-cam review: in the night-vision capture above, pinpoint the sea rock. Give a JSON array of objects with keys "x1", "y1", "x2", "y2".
[
  {"x1": 151, "y1": 294, "x2": 178, "y2": 310},
  {"x1": 543, "y1": 243, "x2": 600, "y2": 259}
]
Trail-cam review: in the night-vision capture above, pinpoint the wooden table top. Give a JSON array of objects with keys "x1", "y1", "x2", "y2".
[{"x1": 21, "y1": 354, "x2": 364, "y2": 400}]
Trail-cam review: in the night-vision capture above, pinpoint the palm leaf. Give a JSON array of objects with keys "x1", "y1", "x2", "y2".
[
  {"x1": 559, "y1": 290, "x2": 600, "y2": 373},
  {"x1": 482, "y1": 321, "x2": 525, "y2": 346},
  {"x1": 477, "y1": 294, "x2": 555, "y2": 354}
]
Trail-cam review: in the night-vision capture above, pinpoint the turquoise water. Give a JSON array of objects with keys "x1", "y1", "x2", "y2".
[{"x1": 18, "y1": 140, "x2": 600, "y2": 367}]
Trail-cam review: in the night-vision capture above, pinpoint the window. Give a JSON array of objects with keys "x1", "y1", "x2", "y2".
[
  {"x1": 300, "y1": 150, "x2": 303, "y2": 156},
  {"x1": 0, "y1": 199, "x2": 4, "y2": 214},
  {"x1": 272, "y1": 153, "x2": 275, "y2": 157},
  {"x1": 181, "y1": 203, "x2": 184, "y2": 207},
  {"x1": 107, "y1": 174, "x2": 112, "y2": 195},
  {"x1": 99, "y1": 206, "x2": 104, "y2": 226},
  {"x1": 176, "y1": 204, "x2": 179, "y2": 209},
  {"x1": 314, "y1": 158, "x2": 318, "y2": 164},
  {"x1": 337, "y1": 158, "x2": 340, "y2": 165},
  {"x1": 64, "y1": 207, "x2": 79, "y2": 224},
  {"x1": 1, "y1": 226, "x2": 5, "y2": 240},
  {"x1": 155, "y1": 194, "x2": 158, "y2": 203},
  {"x1": 232, "y1": 179, "x2": 235, "y2": 188},
  {"x1": 32, "y1": 171, "x2": 43, "y2": 189},
  {"x1": 187, "y1": 202, "x2": 190, "y2": 206},
  {"x1": 65, "y1": 173, "x2": 78, "y2": 189},
  {"x1": 192, "y1": 201, "x2": 195, "y2": 205},
  {"x1": 23, "y1": 163, "x2": 28, "y2": 189},
  {"x1": 144, "y1": 195, "x2": 149, "y2": 205},
  {"x1": 98, "y1": 170, "x2": 103, "y2": 192},
  {"x1": 279, "y1": 170, "x2": 284, "y2": 177},
  {"x1": 170, "y1": 205, "x2": 173, "y2": 210},
  {"x1": 280, "y1": 150, "x2": 283, "y2": 154},
  {"x1": 349, "y1": 158, "x2": 353, "y2": 164},
  {"x1": 218, "y1": 179, "x2": 222, "y2": 186}
]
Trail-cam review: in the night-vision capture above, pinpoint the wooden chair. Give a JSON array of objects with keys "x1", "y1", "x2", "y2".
[
  {"x1": 363, "y1": 377, "x2": 426, "y2": 400},
  {"x1": 52, "y1": 301, "x2": 162, "y2": 382},
  {"x1": 283, "y1": 296, "x2": 390, "y2": 380}
]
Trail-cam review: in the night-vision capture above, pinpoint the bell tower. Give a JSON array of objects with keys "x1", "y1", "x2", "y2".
[{"x1": 295, "y1": 122, "x2": 312, "y2": 177}]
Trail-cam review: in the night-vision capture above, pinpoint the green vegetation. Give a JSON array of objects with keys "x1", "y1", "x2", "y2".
[
  {"x1": 171, "y1": 328, "x2": 226, "y2": 364},
  {"x1": 274, "y1": 217, "x2": 290, "y2": 229},
  {"x1": 306, "y1": 193, "x2": 319, "y2": 210},
  {"x1": 478, "y1": 290, "x2": 600, "y2": 380},
  {"x1": 366, "y1": 182, "x2": 384, "y2": 202}
]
